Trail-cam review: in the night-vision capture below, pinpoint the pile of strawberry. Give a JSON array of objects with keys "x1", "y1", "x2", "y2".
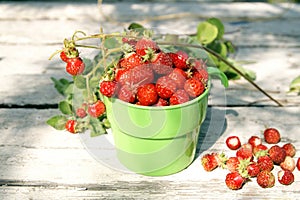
[
  {"x1": 201, "y1": 127, "x2": 300, "y2": 190},
  {"x1": 99, "y1": 37, "x2": 209, "y2": 106}
]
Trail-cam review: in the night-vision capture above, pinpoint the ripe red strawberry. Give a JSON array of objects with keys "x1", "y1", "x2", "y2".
[
  {"x1": 257, "y1": 170, "x2": 275, "y2": 188},
  {"x1": 60, "y1": 47, "x2": 79, "y2": 62},
  {"x1": 150, "y1": 52, "x2": 173, "y2": 75},
  {"x1": 100, "y1": 80, "x2": 119, "y2": 97},
  {"x1": 119, "y1": 52, "x2": 143, "y2": 69},
  {"x1": 184, "y1": 78, "x2": 205, "y2": 98},
  {"x1": 257, "y1": 155, "x2": 274, "y2": 171},
  {"x1": 236, "y1": 146, "x2": 253, "y2": 161},
  {"x1": 76, "y1": 108, "x2": 87, "y2": 118},
  {"x1": 168, "y1": 51, "x2": 189, "y2": 69},
  {"x1": 118, "y1": 84, "x2": 136, "y2": 103},
  {"x1": 136, "y1": 83, "x2": 158, "y2": 106},
  {"x1": 253, "y1": 144, "x2": 268, "y2": 157},
  {"x1": 192, "y1": 59, "x2": 207, "y2": 70},
  {"x1": 280, "y1": 156, "x2": 296, "y2": 172},
  {"x1": 169, "y1": 89, "x2": 189, "y2": 105},
  {"x1": 156, "y1": 76, "x2": 177, "y2": 99},
  {"x1": 135, "y1": 38, "x2": 159, "y2": 57},
  {"x1": 192, "y1": 68, "x2": 209, "y2": 83},
  {"x1": 60, "y1": 51, "x2": 69, "y2": 62},
  {"x1": 201, "y1": 153, "x2": 220, "y2": 172},
  {"x1": 282, "y1": 143, "x2": 296, "y2": 157},
  {"x1": 264, "y1": 127, "x2": 281, "y2": 144},
  {"x1": 66, "y1": 57, "x2": 85, "y2": 76},
  {"x1": 225, "y1": 172, "x2": 246, "y2": 190},
  {"x1": 117, "y1": 65, "x2": 154, "y2": 86},
  {"x1": 168, "y1": 68, "x2": 187, "y2": 88},
  {"x1": 88, "y1": 100, "x2": 106, "y2": 118},
  {"x1": 278, "y1": 170, "x2": 294, "y2": 185},
  {"x1": 268, "y1": 145, "x2": 286, "y2": 165},
  {"x1": 225, "y1": 136, "x2": 241, "y2": 150},
  {"x1": 154, "y1": 98, "x2": 169, "y2": 106},
  {"x1": 65, "y1": 119, "x2": 77, "y2": 134},
  {"x1": 114, "y1": 68, "x2": 128, "y2": 82},
  {"x1": 226, "y1": 157, "x2": 240, "y2": 172},
  {"x1": 297, "y1": 158, "x2": 300, "y2": 171},
  {"x1": 248, "y1": 136, "x2": 262, "y2": 148},
  {"x1": 247, "y1": 162, "x2": 260, "y2": 177},
  {"x1": 122, "y1": 37, "x2": 137, "y2": 47}
]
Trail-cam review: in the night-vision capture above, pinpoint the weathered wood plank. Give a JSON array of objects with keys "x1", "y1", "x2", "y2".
[
  {"x1": 0, "y1": 107, "x2": 299, "y2": 199},
  {"x1": 1, "y1": 2, "x2": 300, "y2": 45}
]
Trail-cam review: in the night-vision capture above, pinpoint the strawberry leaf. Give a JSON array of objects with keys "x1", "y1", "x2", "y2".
[
  {"x1": 58, "y1": 100, "x2": 73, "y2": 115},
  {"x1": 74, "y1": 75, "x2": 86, "y2": 89},
  {"x1": 128, "y1": 22, "x2": 144, "y2": 30},
  {"x1": 46, "y1": 115, "x2": 67, "y2": 130},
  {"x1": 197, "y1": 21, "x2": 218, "y2": 44},
  {"x1": 50, "y1": 77, "x2": 72, "y2": 96},
  {"x1": 207, "y1": 18, "x2": 225, "y2": 40},
  {"x1": 89, "y1": 117, "x2": 106, "y2": 137},
  {"x1": 288, "y1": 75, "x2": 300, "y2": 95}
]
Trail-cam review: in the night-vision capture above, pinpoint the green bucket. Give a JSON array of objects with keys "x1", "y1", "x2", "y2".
[{"x1": 103, "y1": 81, "x2": 210, "y2": 176}]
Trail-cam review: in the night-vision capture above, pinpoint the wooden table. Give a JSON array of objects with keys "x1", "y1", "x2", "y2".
[{"x1": 0, "y1": 1, "x2": 299, "y2": 199}]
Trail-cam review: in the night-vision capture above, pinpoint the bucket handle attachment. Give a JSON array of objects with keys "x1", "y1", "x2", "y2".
[{"x1": 207, "y1": 67, "x2": 229, "y2": 88}]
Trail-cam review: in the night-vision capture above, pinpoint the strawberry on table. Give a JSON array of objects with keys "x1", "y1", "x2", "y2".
[
  {"x1": 257, "y1": 170, "x2": 275, "y2": 188},
  {"x1": 252, "y1": 144, "x2": 268, "y2": 157},
  {"x1": 248, "y1": 136, "x2": 262, "y2": 148},
  {"x1": 236, "y1": 145, "x2": 253, "y2": 161},
  {"x1": 257, "y1": 155, "x2": 274, "y2": 171},
  {"x1": 246, "y1": 162, "x2": 260, "y2": 177},
  {"x1": 282, "y1": 143, "x2": 296, "y2": 157},
  {"x1": 280, "y1": 156, "x2": 296, "y2": 172},
  {"x1": 226, "y1": 157, "x2": 240, "y2": 172},
  {"x1": 268, "y1": 145, "x2": 286, "y2": 165},
  {"x1": 264, "y1": 127, "x2": 281, "y2": 144},
  {"x1": 225, "y1": 136, "x2": 241, "y2": 150},
  {"x1": 278, "y1": 170, "x2": 294, "y2": 185},
  {"x1": 225, "y1": 171, "x2": 246, "y2": 190},
  {"x1": 201, "y1": 153, "x2": 221, "y2": 172}
]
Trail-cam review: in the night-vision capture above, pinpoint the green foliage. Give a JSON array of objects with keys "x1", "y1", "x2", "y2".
[
  {"x1": 288, "y1": 75, "x2": 300, "y2": 95},
  {"x1": 196, "y1": 18, "x2": 256, "y2": 81},
  {"x1": 46, "y1": 115, "x2": 67, "y2": 130},
  {"x1": 47, "y1": 53, "x2": 113, "y2": 136}
]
